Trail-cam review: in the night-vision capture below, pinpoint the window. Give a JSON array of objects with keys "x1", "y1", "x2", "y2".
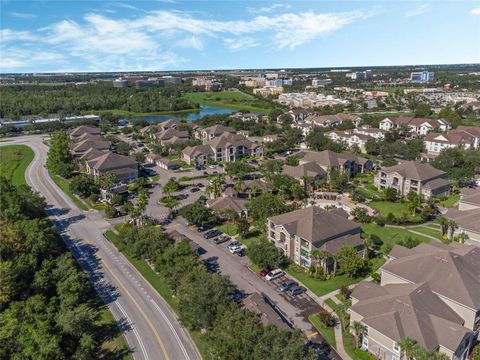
[
  {"x1": 364, "y1": 325, "x2": 369, "y2": 336},
  {"x1": 393, "y1": 343, "x2": 400, "y2": 354}
]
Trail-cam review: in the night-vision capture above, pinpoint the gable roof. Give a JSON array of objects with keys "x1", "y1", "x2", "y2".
[
  {"x1": 206, "y1": 196, "x2": 247, "y2": 214},
  {"x1": 86, "y1": 152, "x2": 138, "y2": 171},
  {"x1": 351, "y1": 282, "x2": 469, "y2": 352},
  {"x1": 445, "y1": 208, "x2": 480, "y2": 233},
  {"x1": 269, "y1": 206, "x2": 361, "y2": 250},
  {"x1": 200, "y1": 124, "x2": 236, "y2": 136},
  {"x1": 71, "y1": 138, "x2": 111, "y2": 153},
  {"x1": 296, "y1": 150, "x2": 368, "y2": 168},
  {"x1": 282, "y1": 161, "x2": 327, "y2": 179},
  {"x1": 381, "y1": 242, "x2": 480, "y2": 309},
  {"x1": 70, "y1": 126, "x2": 101, "y2": 137},
  {"x1": 381, "y1": 161, "x2": 446, "y2": 181}
]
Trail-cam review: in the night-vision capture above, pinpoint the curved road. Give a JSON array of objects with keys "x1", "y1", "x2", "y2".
[{"x1": 2, "y1": 136, "x2": 201, "y2": 360}]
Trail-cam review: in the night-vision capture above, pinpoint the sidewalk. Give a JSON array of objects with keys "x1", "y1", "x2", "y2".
[{"x1": 321, "y1": 299, "x2": 353, "y2": 360}]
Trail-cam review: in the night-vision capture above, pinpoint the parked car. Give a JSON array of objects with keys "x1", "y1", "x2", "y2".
[
  {"x1": 190, "y1": 187, "x2": 200, "y2": 193},
  {"x1": 197, "y1": 224, "x2": 212, "y2": 232},
  {"x1": 209, "y1": 165, "x2": 216, "y2": 169},
  {"x1": 197, "y1": 183, "x2": 204, "y2": 188},
  {"x1": 214, "y1": 235, "x2": 230, "y2": 244},
  {"x1": 229, "y1": 244, "x2": 245, "y2": 254},
  {"x1": 203, "y1": 171, "x2": 208, "y2": 175},
  {"x1": 195, "y1": 165, "x2": 205, "y2": 171},
  {"x1": 285, "y1": 286, "x2": 306, "y2": 296},
  {"x1": 204, "y1": 229, "x2": 222, "y2": 239},
  {"x1": 265, "y1": 269, "x2": 284, "y2": 281},
  {"x1": 278, "y1": 280, "x2": 298, "y2": 292},
  {"x1": 259, "y1": 268, "x2": 270, "y2": 277},
  {"x1": 227, "y1": 241, "x2": 240, "y2": 251},
  {"x1": 236, "y1": 248, "x2": 245, "y2": 257}
]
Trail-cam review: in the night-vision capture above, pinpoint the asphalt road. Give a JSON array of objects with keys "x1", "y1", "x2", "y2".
[{"x1": 2, "y1": 136, "x2": 201, "y2": 360}]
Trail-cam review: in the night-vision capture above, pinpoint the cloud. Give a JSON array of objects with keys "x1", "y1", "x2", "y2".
[
  {"x1": 1, "y1": 7, "x2": 371, "y2": 71},
  {"x1": 405, "y1": 4, "x2": 431, "y2": 18},
  {"x1": 0, "y1": 28, "x2": 37, "y2": 41},
  {"x1": 0, "y1": 48, "x2": 65, "y2": 71},
  {"x1": 223, "y1": 37, "x2": 260, "y2": 52},
  {"x1": 176, "y1": 36, "x2": 204, "y2": 50},
  {"x1": 10, "y1": 11, "x2": 37, "y2": 19},
  {"x1": 115, "y1": 2, "x2": 141, "y2": 11},
  {"x1": 471, "y1": 8, "x2": 480, "y2": 15},
  {"x1": 247, "y1": 3, "x2": 291, "y2": 14}
]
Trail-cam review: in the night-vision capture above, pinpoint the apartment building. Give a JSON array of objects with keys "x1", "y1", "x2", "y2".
[
  {"x1": 154, "y1": 128, "x2": 190, "y2": 146},
  {"x1": 182, "y1": 132, "x2": 263, "y2": 165},
  {"x1": 70, "y1": 125, "x2": 101, "y2": 139},
  {"x1": 379, "y1": 116, "x2": 451, "y2": 135},
  {"x1": 327, "y1": 130, "x2": 374, "y2": 153},
  {"x1": 445, "y1": 188, "x2": 480, "y2": 247},
  {"x1": 304, "y1": 113, "x2": 362, "y2": 128},
  {"x1": 85, "y1": 152, "x2": 138, "y2": 183},
  {"x1": 296, "y1": 150, "x2": 373, "y2": 176},
  {"x1": 194, "y1": 124, "x2": 236, "y2": 142},
  {"x1": 139, "y1": 118, "x2": 180, "y2": 135},
  {"x1": 425, "y1": 131, "x2": 477, "y2": 154},
  {"x1": 349, "y1": 242, "x2": 480, "y2": 360},
  {"x1": 267, "y1": 206, "x2": 363, "y2": 269},
  {"x1": 374, "y1": 161, "x2": 450, "y2": 198}
]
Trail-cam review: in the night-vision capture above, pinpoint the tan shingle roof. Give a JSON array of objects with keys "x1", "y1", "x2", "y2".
[
  {"x1": 381, "y1": 243, "x2": 480, "y2": 309},
  {"x1": 381, "y1": 161, "x2": 446, "y2": 181},
  {"x1": 282, "y1": 161, "x2": 326, "y2": 179},
  {"x1": 72, "y1": 138, "x2": 111, "y2": 153},
  {"x1": 87, "y1": 152, "x2": 138, "y2": 171},
  {"x1": 445, "y1": 208, "x2": 480, "y2": 233},
  {"x1": 269, "y1": 206, "x2": 361, "y2": 250},
  {"x1": 206, "y1": 196, "x2": 247, "y2": 214},
  {"x1": 351, "y1": 282, "x2": 469, "y2": 352},
  {"x1": 70, "y1": 126, "x2": 101, "y2": 137}
]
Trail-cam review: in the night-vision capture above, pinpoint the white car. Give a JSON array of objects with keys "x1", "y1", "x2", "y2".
[
  {"x1": 209, "y1": 165, "x2": 216, "y2": 169},
  {"x1": 228, "y1": 244, "x2": 245, "y2": 254},
  {"x1": 265, "y1": 269, "x2": 284, "y2": 281}
]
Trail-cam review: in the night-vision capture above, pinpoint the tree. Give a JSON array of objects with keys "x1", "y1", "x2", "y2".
[
  {"x1": 246, "y1": 193, "x2": 291, "y2": 229},
  {"x1": 162, "y1": 178, "x2": 180, "y2": 196},
  {"x1": 398, "y1": 236, "x2": 421, "y2": 249},
  {"x1": 437, "y1": 215, "x2": 449, "y2": 238},
  {"x1": 47, "y1": 131, "x2": 74, "y2": 178},
  {"x1": 224, "y1": 161, "x2": 253, "y2": 180},
  {"x1": 338, "y1": 246, "x2": 365, "y2": 279},
  {"x1": 351, "y1": 321, "x2": 365, "y2": 349},
  {"x1": 246, "y1": 238, "x2": 281, "y2": 268},
  {"x1": 177, "y1": 271, "x2": 234, "y2": 330},
  {"x1": 407, "y1": 191, "x2": 423, "y2": 216},
  {"x1": 398, "y1": 337, "x2": 417, "y2": 360},
  {"x1": 97, "y1": 172, "x2": 117, "y2": 190},
  {"x1": 414, "y1": 103, "x2": 432, "y2": 117},
  {"x1": 384, "y1": 188, "x2": 398, "y2": 202},
  {"x1": 447, "y1": 220, "x2": 457, "y2": 240},
  {"x1": 316, "y1": 309, "x2": 335, "y2": 327},
  {"x1": 69, "y1": 174, "x2": 97, "y2": 198},
  {"x1": 179, "y1": 203, "x2": 217, "y2": 226},
  {"x1": 432, "y1": 148, "x2": 476, "y2": 186},
  {"x1": 236, "y1": 217, "x2": 250, "y2": 238}
]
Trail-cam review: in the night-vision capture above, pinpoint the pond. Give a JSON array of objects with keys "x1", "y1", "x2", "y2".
[{"x1": 126, "y1": 105, "x2": 235, "y2": 123}]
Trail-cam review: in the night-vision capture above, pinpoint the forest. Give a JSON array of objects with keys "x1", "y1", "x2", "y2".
[
  {"x1": 0, "y1": 83, "x2": 198, "y2": 119},
  {"x1": 0, "y1": 178, "x2": 128, "y2": 359}
]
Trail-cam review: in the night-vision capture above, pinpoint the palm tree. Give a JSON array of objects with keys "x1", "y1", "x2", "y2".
[
  {"x1": 398, "y1": 337, "x2": 417, "y2": 360},
  {"x1": 318, "y1": 250, "x2": 330, "y2": 275},
  {"x1": 437, "y1": 216, "x2": 448, "y2": 238},
  {"x1": 332, "y1": 253, "x2": 340, "y2": 276},
  {"x1": 351, "y1": 321, "x2": 365, "y2": 349},
  {"x1": 447, "y1": 220, "x2": 458, "y2": 240},
  {"x1": 310, "y1": 250, "x2": 322, "y2": 276}
]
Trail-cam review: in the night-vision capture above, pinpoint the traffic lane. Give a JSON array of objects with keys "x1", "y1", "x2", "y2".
[{"x1": 23, "y1": 138, "x2": 200, "y2": 360}]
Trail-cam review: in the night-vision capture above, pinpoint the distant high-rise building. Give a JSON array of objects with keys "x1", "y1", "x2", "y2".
[
  {"x1": 348, "y1": 70, "x2": 372, "y2": 80},
  {"x1": 410, "y1": 71, "x2": 434, "y2": 82},
  {"x1": 312, "y1": 79, "x2": 333, "y2": 87},
  {"x1": 162, "y1": 76, "x2": 182, "y2": 85}
]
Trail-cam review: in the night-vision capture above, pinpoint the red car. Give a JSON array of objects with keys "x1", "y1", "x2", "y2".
[{"x1": 259, "y1": 269, "x2": 270, "y2": 277}]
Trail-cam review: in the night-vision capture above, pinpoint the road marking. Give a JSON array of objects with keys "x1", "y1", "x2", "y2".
[
  {"x1": 117, "y1": 302, "x2": 150, "y2": 360},
  {"x1": 150, "y1": 300, "x2": 191, "y2": 360},
  {"x1": 102, "y1": 259, "x2": 170, "y2": 360},
  {"x1": 307, "y1": 331, "x2": 318, "y2": 339}
]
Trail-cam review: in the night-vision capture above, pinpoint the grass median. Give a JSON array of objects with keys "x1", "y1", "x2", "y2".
[
  {"x1": 49, "y1": 172, "x2": 89, "y2": 211},
  {"x1": 0, "y1": 144, "x2": 34, "y2": 186}
]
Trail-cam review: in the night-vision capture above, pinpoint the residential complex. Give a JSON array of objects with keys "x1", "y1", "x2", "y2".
[
  {"x1": 379, "y1": 116, "x2": 451, "y2": 135},
  {"x1": 350, "y1": 242, "x2": 479, "y2": 360},
  {"x1": 267, "y1": 206, "x2": 363, "y2": 269},
  {"x1": 425, "y1": 126, "x2": 480, "y2": 155},
  {"x1": 445, "y1": 188, "x2": 480, "y2": 247},
  {"x1": 295, "y1": 150, "x2": 373, "y2": 177},
  {"x1": 374, "y1": 160, "x2": 450, "y2": 198}
]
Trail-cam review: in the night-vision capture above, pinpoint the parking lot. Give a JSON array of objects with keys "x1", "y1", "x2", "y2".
[{"x1": 166, "y1": 219, "x2": 340, "y2": 360}]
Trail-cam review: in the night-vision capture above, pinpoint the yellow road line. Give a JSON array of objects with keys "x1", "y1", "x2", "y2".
[
  {"x1": 307, "y1": 332, "x2": 318, "y2": 339},
  {"x1": 102, "y1": 259, "x2": 170, "y2": 360}
]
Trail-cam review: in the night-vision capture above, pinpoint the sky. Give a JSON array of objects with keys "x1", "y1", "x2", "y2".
[{"x1": 1, "y1": 0, "x2": 479, "y2": 73}]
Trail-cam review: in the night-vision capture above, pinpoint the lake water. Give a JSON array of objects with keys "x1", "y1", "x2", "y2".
[{"x1": 127, "y1": 105, "x2": 235, "y2": 123}]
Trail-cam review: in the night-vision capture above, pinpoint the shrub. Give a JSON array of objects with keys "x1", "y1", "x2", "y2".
[
  {"x1": 104, "y1": 206, "x2": 118, "y2": 218},
  {"x1": 89, "y1": 193, "x2": 100, "y2": 203},
  {"x1": 340, "y1": 285, "x2": 353, "y2": 299},
  {"x1": 371, "y1": 272, "x2": 381, "y2": 283},
  {"x1": 317, "y1": 310, "x2": 335, "y2": 327},
  {"x1": 111, "y1": 194, "x2": 125, "y2": 206}
]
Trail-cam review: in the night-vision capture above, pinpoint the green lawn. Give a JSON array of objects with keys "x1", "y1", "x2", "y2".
[
  {"x1": 0, "y1": 145, "x2": 34, "y2": 186},
  {"x1": 104, "y1": 229, "x2": 208, "y2": 358},
  {"x1": 361, "y1": 223, "x2": 430, "y2": 253},
  {"x1": 410, "y1": 226, "x2": 442, "y2": 239},
  {"x1": 184, "y1": 91, "x2": 273, "y2": 113},
  {"x1": 369, "y1": 201, "x2": 422, "y2": 221},
  {"x1": 50, "y1": 172, "x2": 89, "y2": 211},
  {"x1": 308, "y1": 314, "x2": 336, "y2": 349},
  {"x1": 286, "y1": 258, "x2": 385, "y2": 297},
  {"x1": 98, "y1": 307, "x2": 133, "y2": 360},
  {"x1": 216, "y1": 223, "x2": 238, "y2": 236},
  {"x1": 343, "y1": 331, "x2": 376, "y2": 360},
  {"x1": 438, "y1": 193, "x2": 460, "y2": 208}
]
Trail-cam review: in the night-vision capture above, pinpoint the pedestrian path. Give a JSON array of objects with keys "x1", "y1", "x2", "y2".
[{"x1": 321, "y1": 300, "x2": 353, "y2": 360}]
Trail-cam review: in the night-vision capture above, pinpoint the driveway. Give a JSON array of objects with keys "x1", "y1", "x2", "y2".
[{"x1": 165, "y1": 219, "x2": 340, "y2": 360}]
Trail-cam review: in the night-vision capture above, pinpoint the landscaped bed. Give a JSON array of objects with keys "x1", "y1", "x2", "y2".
[{"x1": 308, "y1": 314, "x2": 336, "y2": 349}]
